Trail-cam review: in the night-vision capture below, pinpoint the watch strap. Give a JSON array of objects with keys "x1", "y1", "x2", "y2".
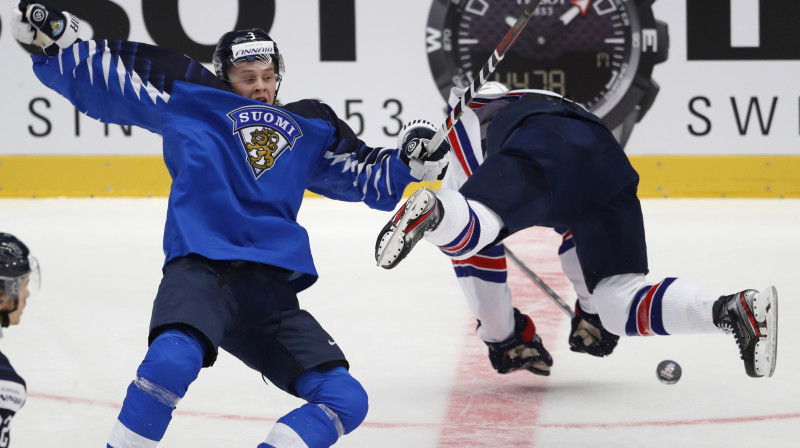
[{"x1": 612, "y1": 78, "x2": 661, "y2": 149}]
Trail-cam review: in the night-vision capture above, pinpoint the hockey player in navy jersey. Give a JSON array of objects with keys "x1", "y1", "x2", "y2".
[
  {"x1": 14, "y1": 2, "x2": 449, "y2": 447},
  {"x1": 376, "y1": 83, "x2": 779, "y2": 380},
  {"x1": 0, "y1": 233, "x2": 40, "y2": 447}
]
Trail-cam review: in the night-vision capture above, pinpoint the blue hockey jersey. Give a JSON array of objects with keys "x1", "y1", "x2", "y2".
[{"x1": 31, "y1": 40, "x2": 417, "y2": 291}]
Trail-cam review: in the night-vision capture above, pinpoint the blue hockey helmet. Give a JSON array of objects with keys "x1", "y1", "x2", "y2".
[
  {"x1": 0, "y1": 233, "x2": 40, "y2": 302},
  {"x1": 212, "y1": 28, "x2": 285, "y2": 83}
]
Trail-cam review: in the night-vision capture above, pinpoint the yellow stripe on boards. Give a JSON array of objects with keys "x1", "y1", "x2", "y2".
[
  {"x1": 631, "y1": 156, "x2": 799, "y2": 198},
  {"x1": 0, "y1": 156, "x2": 170, "y2": 198},
  {"x1": 1, "y1": 155, "x2": 798, "y2": 198}
]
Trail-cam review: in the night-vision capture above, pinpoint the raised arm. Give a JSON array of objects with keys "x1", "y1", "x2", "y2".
[
  {"x1": 13, "y1": 1, "x2": 227, "y2": 134},
  {"x1": 290, "y1": 100, "x2": 449, "y2": 211}
]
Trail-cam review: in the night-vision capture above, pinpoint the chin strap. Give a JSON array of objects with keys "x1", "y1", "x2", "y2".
[
  {"x1": 273, "y1": 76, "x2": 283, "y2": 106},
  {"x1": 0, "y1": 298, "x2": 19, "y2": 328}
]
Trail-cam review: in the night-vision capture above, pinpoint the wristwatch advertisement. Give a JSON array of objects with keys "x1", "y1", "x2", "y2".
[{"x1": 426, "y1": 0, "x2": 669, "y2": 148}]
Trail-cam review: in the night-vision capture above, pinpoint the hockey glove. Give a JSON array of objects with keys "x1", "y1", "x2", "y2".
[
  {"x1": 11, "y1": 7, "x2": 35, "y2": 45},
  {"x1": 568, "y1": 301, "x2": 619, "y2": 357},
  {"x1": 397, "y1": 120, "x2": 450, "y2": 181},
  {"x1": 18, "y1": 1, "x2": 81, "y2": 56},
  {"x1": 483, "y1": 309, "x2": 553, "y2": 376}
]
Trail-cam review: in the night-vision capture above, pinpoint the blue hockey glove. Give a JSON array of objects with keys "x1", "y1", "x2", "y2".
[
  {"x1": 568, "y1": 301, "x2": 619, "y2": 357},
  {"x1": 397, "y1": 120, "x2": 450, "y2": 181},
  {"x1": 18, "y1": 1, "x2": 81, "y2": 56}
]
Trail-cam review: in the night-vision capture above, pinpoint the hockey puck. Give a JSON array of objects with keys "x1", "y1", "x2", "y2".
[{"x1": 656, "y1": 360, "x2": 682, "y2": 385}]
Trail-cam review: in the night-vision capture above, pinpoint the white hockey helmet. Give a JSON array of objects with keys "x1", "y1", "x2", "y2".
[{"x1": 478, "y1": 81, "x2": 510, "y2": 95}]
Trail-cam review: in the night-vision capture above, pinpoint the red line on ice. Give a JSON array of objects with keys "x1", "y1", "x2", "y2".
[
  {"x1": 24, "y1": 226, "x2": 800, "y2": 439},
  {"x1": 435, "y1": 228, "x2": 571, "y2": 447},
  {"x1": 27, "y1": 389, "x2": 800, "y2": 430}
]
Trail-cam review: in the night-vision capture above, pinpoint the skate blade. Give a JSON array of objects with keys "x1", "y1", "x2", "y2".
[
  {"x1": 376, "y1": 190, "x2": 430, "y2": 269},
  {"x1": 376, "y1": 224, "x2": 405, "y2": 268},
  {"x1": 753, "y1": 286, "x2": 778, "y2": 377},
  {"x1": 376, "y1": 197, "x2": 411, "y2": 268}
]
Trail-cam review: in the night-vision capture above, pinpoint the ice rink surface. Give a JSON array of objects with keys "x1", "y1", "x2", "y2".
[{"x1": 1, "y1": 197, "x2": 798, "y2": 447}]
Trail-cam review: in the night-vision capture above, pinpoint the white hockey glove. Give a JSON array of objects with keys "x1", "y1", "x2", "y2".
[
  {"x1": 397, "y1": 120, "x2": 450, "y2": 181},
  {"x1": 12, "y1": 8, "x2": 35, "y2": 45},
  {"x1": 17, "y1": 1, "x2": 81, "y2": 56}
]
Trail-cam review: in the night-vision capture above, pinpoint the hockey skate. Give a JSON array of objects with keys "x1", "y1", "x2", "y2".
[
  {"x1": 713, "y1": 286, "x2": 778, "y2": 378},
  {"x1": 484, "y1": 309, "x2": 553, "y2": 376},
  {"x1": 375, "y1": 187, "x2": 443, "y2": 269}
]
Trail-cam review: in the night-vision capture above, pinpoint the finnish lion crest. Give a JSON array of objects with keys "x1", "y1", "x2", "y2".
[{"x1": 228, "y1": 105, "x2": 303, "y2": 179}]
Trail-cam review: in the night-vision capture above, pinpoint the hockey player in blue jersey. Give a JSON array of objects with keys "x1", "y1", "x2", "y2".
[
  {"x1": 375, "y1": 83, "x2": 779, "y2": 380},
  {"x1": 0, "y1": 233, "x2": 40, "y2": 447},
  {"x1": 14, "y1": 2, "x2": 449, "y2": 447}
]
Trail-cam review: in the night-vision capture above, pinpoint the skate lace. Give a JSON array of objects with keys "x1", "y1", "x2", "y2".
[
  {"x1": 722, "y1": 317, "x2": 748, "y2": 360},
  {"x1": 716, "y1": 321, "x2": 734, "y2": 334}
]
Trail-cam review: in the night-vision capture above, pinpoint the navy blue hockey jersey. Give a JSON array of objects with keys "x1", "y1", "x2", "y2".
[
  {"x1": 0, "y1": 351, "x2": 25, "y2": 447},
  {"x1": 31, "y1": 41, "x2": 417, "y2": 291}
]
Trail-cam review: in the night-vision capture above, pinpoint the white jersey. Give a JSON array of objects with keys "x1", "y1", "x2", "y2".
[{"x1": 440, "y1": 88, "x2": 589, "y2": 342}]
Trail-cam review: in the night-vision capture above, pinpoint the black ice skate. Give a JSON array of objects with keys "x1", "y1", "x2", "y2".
[
  {"x1": 375, "y1": 188, "x2": 443, "y2": 269},
  {"x1": 713, "y1": 286, "x2": 778, "y2": 378},
  {"x1": 484, "y1": 309, "x2": 553, "y2": 376}
]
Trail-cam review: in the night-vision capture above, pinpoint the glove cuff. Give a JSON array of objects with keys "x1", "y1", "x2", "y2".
[
  {"x1": 407, "y1": 157, "x2": 448, "y2": 181},
  {"x1": 52, "y1": 11, "x2": 80, "y2": 48},
  {"x1": 574, "y1": 301, "x2": 604, "y2": 328},
  {"x1": 25, "y1": 4, "x2": 81, "y2": 52},
  {"x1": 11, "y1": 9, "x2": 35, "y2": 45}
]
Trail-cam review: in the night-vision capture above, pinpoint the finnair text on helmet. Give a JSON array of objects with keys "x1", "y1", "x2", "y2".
[{"x1": 232, "y1": 41, "x2": 276, "y2": 59}]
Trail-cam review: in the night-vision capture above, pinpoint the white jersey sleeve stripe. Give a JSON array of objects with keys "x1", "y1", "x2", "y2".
[
  {"x1": 0, "y1": 379, "x2": 26, "y2": 413},
  {"x1": 107, "y1": 419, "x2": 159, "y2": 448}
]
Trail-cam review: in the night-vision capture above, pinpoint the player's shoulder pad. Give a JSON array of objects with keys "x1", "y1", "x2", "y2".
[{"x1": 283, "y1": 98, "x2": 337, "y2": 121}]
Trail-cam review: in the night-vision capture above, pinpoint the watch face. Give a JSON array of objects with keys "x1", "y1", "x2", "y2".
[{"x1": 426, "y1": 0, "x2": 665, "y2": 130}]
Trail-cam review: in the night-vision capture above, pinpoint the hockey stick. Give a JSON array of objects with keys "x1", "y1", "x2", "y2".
[
  {"x1": 377, "y1": 5, "x2": 537, "y2": 269},
  {"x1": 377, "y1": 5, "x2": 542, "y2": 269},
  {"x1": 504, "y1": 246, "x2": 576, "y2": 318},
  {"x1": 425, "y1": 3, "x2": 540, "y2": 153}
]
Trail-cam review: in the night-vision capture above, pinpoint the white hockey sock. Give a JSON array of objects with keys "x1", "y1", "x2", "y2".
[
  {"x1": 658, "y1": 278, "x2": 720, "y2": 334},
  {"x1": 424, "y1": 189, "x2": 503, "y2": 260},
  {"x1": 558, "y1": 244, "x2": 593, "y2": 313},
  {"x1": 594, "y1": 274, "x2": 720, "y2": 336},
  {"x1": 461, "y1": 277, "x2": 515, "y2": 343}
]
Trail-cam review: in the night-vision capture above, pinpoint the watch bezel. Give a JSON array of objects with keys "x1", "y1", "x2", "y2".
[
  {"x1": 425, "y1": 0, "x2": 668, "y2": 132},
  {"x1": 598, "y1": 0, "x2": 669, "y2": 131}
]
